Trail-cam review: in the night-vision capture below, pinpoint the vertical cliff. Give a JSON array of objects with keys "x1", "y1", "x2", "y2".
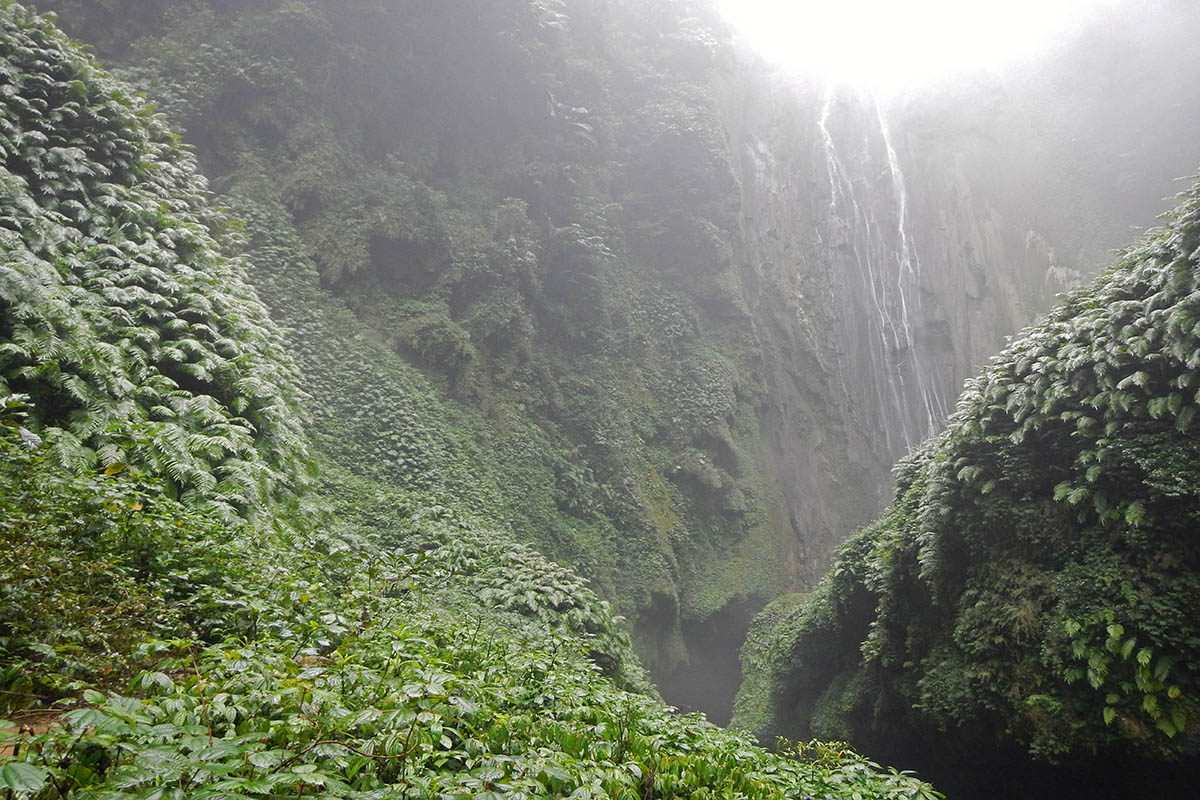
[
  {"x1": 720, "y1": 80, "x2": 1080, "y2": 583},
  {"x1": 730, "y1": 175, "x2": 1200, "y2": 799},
  {"x1": 716, "y1": 4, "x2": 1200, "y2": 579}
]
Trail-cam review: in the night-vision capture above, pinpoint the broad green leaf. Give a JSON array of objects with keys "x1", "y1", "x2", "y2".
[
  {"x1": 0, "y1": 763, "x2": 50, "y2": 795},
  {"x1": 249, "y1": 750, "x2": 288, "y2": 769}
]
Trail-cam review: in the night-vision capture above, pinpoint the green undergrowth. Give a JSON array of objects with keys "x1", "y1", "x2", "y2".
[
  {"x1": 0, "y1": 391, "x2": 645, "y2": 705},
  {"x1": 734, "y1": 180, "x2": 1200, "y2": 765},
  {"x1": 0, "y1": 408, "x2": 940, "y2": 799},
  {"x1": 0, "y1": 395, "x2": 253, "y2": 699},
  {"x1": 0, "y1": 3, "x2": 309, "y2": 519}
]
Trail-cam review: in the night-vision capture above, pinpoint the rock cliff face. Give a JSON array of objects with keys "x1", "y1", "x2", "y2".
[
  {"x1": 730, "y1": 175, "x2": 1200, "y2": 800},
  {"x1": 718, "y1": 5, "x2": 1200, "y2": 579}
]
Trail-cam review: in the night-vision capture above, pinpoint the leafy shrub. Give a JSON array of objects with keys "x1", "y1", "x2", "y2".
[{"x1": 0, "y1": 397, "x2": 249, "y2": 707}]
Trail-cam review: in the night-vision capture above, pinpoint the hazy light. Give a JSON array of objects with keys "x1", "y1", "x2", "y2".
[{"x1": 715, "y1": 0, "x2": 1125, "y2": 91}]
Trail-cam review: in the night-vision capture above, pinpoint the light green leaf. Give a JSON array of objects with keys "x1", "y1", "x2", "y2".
[
  {"x1": 0, "y1": 763, "x2": 50, "y2": 795},
  {"x1": 1121, "y1": 638, "x2": 1136, "y2": 659}
]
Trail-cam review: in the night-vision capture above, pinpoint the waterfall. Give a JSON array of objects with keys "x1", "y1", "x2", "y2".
[
  {"x1": 817, "y1": 87, "x2": 948, "y2": 453},
  {"x1": 875, "y1": 99, "x2": 947, "y2": 440}
]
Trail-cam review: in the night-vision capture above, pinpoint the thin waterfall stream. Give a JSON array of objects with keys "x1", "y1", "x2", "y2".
[{"x1": 817, "y1": 87, "x2": 949, "y2": 453}]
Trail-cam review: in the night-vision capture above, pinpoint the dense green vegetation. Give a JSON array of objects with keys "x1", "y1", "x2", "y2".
[
  {"x1": 734, "y1": 179, "x2": 1200, "y2": 776},
  {"x1": 7, "y1": 0, "x2": 1198, "y2": 795},
  {"x1": 0, "y1": 4, "x2": 308, "y2": 517},
  {"x1": 32, "y1": 0, "x2": 801, "y2": 683},
  {"x1": 0, "y1": 5, "x2": 942, "y2": 798},
  {"x1": 0, "y1": 404, "x2": 938, "y2": 799}
]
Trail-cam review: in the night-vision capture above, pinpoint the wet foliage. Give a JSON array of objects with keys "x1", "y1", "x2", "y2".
[{"x1": 0, "y1": 3, "x2": 309, "y2": 517}]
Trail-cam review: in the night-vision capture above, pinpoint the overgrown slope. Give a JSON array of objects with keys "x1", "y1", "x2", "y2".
[
  {"x1": 0, "y1": 4, "x2": 308, "y2": 517},
  {"x1": 25, "y1": 0, "x2": 820, "y2": 711},
  {"x1": 0, "y1": 404, "x2": 936, "y2": 800},
  {"x1": 734, "y1": 180, "x2": 1200, "y2": 795},
  {"x1": 30, "y1": 0, "x2": 805, "y2": 699},
  {"x1": 0, "y1": 6, "x2": 940, "y2": 798}
]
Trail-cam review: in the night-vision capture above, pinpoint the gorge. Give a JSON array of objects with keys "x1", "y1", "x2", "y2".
[{"x1": 3, "y1": 1, "x2": 1200, "y2": 798}]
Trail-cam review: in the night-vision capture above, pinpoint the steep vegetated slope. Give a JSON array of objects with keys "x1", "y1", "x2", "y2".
[
  {"x1": 0, "y1": 6, "x2": 944, "y2": 798},
  {"x1": 734, "y1": 182, "x2": 1200, "y2": 796},
  {"x1": 0, "y1": 0, "x2": 308, "y2": 517},
  {"x1": 36, "y1": 0, "x2": 805, "y2": 705}
]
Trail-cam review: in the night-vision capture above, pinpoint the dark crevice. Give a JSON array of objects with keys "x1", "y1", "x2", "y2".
[
  {"x1": 656, "y1": 597, "x2": 761, "y2": 726},
  {"x1": 862, "y1": 741, "x2": 1200, "y2": 800}
]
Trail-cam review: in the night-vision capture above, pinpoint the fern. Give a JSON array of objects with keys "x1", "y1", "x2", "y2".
[{"x1": 0, "y1": 3, "x2": 311, "y2": 513}]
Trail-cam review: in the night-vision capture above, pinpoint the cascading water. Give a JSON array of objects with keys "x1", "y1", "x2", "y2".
[
  {"x1": 816, "y1": 86, "x2": 949, "y2": 454},
  {"x1": 875, "y1": 99, "x2": 947, "y2": 440},
  {"x1": 727, "y1": 76, "x2": 1060, "y2": 586}
]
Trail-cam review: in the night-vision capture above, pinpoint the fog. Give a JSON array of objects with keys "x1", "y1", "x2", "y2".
[
  {"x1": 717, "y1": 0, "x2": 1188, "y2": 95},
  {"x1": 15, "y1": 1, "x2": 1200, "y2": 798}
]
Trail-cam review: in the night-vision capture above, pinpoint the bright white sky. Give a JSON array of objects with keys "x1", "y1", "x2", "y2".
[{"x1": 714, "y1": 0, "x2": 1125, "y2": 92}]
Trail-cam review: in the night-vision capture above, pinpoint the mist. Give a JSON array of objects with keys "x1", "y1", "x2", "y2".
[{"x1": 5, "y1": 1, "x2": 1200, "y2": 798}]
